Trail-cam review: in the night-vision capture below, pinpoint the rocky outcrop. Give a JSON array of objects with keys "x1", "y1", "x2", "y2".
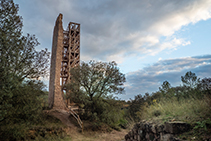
[{"x1": 125, "y1": 121, "x2": 191, "y2": 141}]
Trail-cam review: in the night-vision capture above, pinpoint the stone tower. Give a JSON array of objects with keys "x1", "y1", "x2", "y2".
[{"x1": 48, "y1": 14, "x2": 80, "y2": 109}]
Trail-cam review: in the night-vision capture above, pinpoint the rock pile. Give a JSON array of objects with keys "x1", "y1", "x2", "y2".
[{"x1": 125, "y1": 121, "x2": 190, "y2": 141}]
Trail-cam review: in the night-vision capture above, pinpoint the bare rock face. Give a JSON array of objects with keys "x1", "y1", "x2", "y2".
[
  {"x1": 48, "y1": 13, "x2": 67, "y2": 110},
  {"x1": 164, "y1": 122, "x2": 190, "y2": 134},
  {"x1": 125, "y1": 121, "x2": 191, "y2": 141}
]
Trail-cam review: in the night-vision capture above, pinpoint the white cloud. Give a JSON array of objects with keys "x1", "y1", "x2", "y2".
[
  {"x1": 125, "y1": 55, "x2": 211, "y2": 98},
  {"x1": 16, "y1": 0, "x2": 211, "y2": 62},
  {"x1": 124, "y1": 0, "x2": 211, "y2": 58},
  {"x1": 148, "y1": 0, "x2": 211, "y2": 36},
  {"x1": 16, "y1": 0, "x2": 211, "y2": 63}
]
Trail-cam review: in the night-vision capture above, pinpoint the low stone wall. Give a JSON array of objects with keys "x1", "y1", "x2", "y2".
[{"x1": 125, "y1": 121, "x2": 191, "y2": 141}]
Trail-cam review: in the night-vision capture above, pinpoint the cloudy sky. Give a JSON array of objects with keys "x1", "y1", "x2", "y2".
[{"x1": 14, "y1": 0, "x2": 211, "y2": 100}]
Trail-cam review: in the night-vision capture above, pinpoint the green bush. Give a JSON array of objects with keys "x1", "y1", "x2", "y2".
[{"x1": 0, "y1": 80, "x2": 48, "y2": 140}]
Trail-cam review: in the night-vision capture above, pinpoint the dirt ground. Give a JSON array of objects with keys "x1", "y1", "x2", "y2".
[
  {"x1": 65, "y1": 128, "x2": 129, "y2": 141},
  {"x1": 46, "y1": 109, "x2": 129, "y2": 141}
]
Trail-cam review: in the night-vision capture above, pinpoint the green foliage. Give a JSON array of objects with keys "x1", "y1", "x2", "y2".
[
  {"x1": 0, "y1": 0, "x2": 50, "y2": 80},
  {"x1": 81, "y1": 97, "x2": 127, "y2": 129},
  {"x1": 0, "y1": 0, "x2": 50, "y2": 140},
  {"x1": 127, "y1": 94, "x2": 145, "y2": 121},
  {"x1": 156, "y1": 71, "x2": 205, "y2": 100},
  {"x1": 66, "y1": 60, "x2": 125, "y2": 102},
  {"x1": 200, "y1": 77, "x2": 211, "y2": 95},
  {"x1": 159, "y1": 81, "x2": 175, "y2": 98},
  {"x1": 8, "y1": 81, "x2": 46, "y2": 122},
  {"x1": 181, "y1": 71, "x2": 199, "y2": 88},
  {"x1": 0, "y1": 80, "x2": 48, "y2": 139},
  {"x1": 0, "y1": 123, "x2": 28, "y2": 140},
  {"x1": 98, "y1": 99, "x2": 124, "y2": 128},
  {"x1": 126, "y1": 91, "x2": 163, "y2": 122},
  {"x1": 0, "y1": 0, "x2": 50, "y2": 120},
  {"x1": 159, "y1": 81, "x2": 171, "y2": 92},
  {"x1": 129, "y1": 71, "x2": 211, "y2": 125},
  {"x1": 65, "y1": 60, "x2": 126, "y2": 128},
  {"x1": 194, "y1": 118, "x2": 211, "y2": 131}
]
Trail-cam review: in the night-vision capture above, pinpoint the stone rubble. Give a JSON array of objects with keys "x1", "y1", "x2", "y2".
[{"x1": 125, "y1": 121, "x2": 191, "y2": 141}]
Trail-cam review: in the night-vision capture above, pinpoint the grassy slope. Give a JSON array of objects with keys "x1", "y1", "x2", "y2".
[{"x1": 137, "y1": 96, "x2": 211, "y2": 140}]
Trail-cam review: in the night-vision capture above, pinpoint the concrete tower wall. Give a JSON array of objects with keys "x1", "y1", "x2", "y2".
[
  {"x1": 48, "y1": 13, "x2": 80, "y2": 109},
  {"x1": 48, "y1": 14, "x2": 67, "y2": 109}
]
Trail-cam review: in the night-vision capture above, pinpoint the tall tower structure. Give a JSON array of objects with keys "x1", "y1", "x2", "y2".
[
  {"x1": 48, "y1": 14, "x2": 80, "y2": 109},
  {"x1": 61, "y1": 22, "x2": 80, "y2": 89}
]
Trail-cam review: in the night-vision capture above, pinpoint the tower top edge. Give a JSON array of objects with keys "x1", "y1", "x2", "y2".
[
  {"x1": 56, "y1": 13, "x2": 63, "y2": 22},
  {"x1": 69, "y1": 22, "x2": 80, "y2": 25},
  {"x1": 56, "y1": 13, "x2": 80, "y2": 25}
]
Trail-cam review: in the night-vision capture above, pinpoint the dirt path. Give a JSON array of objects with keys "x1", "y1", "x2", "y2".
[
  {"x1": 65, "y1": 128, "x2": 129, "y2": 141},
  {"x1": 46, "y1": 109, "x2": 129, "y2": 140}
]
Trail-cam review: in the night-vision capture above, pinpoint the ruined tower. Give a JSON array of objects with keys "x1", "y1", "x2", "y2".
[{"x1": 48, "y1": 14, "x2": 80, "y2": 109}]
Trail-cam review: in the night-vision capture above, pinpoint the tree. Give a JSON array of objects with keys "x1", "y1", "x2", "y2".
[
  {"x1": 0, "y1": 0, "x2": 50, "y2": 133},
  {"x1": 0, "y1": 0, "x2": 50, "y2": 81},
  {"x1": 158, "y1": 80, "x2": 176, "y2": 98},
  {"x1": 181, "y1": 71, "x2": 199, "y2": 88},
  {"x1": 159, "y1": 81, "x2": 171, "y2": 93},
  {"x1": 127, "y1": 94, "x2": 145, "y2": 121},
  {"x1": 161, "y1": 81, "x2": 171, "y2": 90},
  {"x1": 65, "y1": 60, "x2": 126, "y2": 120},
  {"x1": 199, "y1": 77, "x2": 211, "y2": 95},
  {"x1": 200, "y1": 78, "x2": 211, "y2": 90}
]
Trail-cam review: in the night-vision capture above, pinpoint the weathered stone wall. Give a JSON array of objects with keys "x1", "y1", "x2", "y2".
[
  {"x1": 125, "y1": 121, "x2": 190, "y2": 141},
  {"x1": 48, "y1": 14, "x2": 67, "y2": 109}
]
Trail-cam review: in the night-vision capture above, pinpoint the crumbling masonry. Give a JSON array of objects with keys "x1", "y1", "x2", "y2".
[{"x1": 48, "y1": 14, "x2": 80, "y2": 109}]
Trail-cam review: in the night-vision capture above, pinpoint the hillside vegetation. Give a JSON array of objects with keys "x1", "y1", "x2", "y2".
[{"x1": 127, "y1": 71, "x2": 211, "y2": 140}]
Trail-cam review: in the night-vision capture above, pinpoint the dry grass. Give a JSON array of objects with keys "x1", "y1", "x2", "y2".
[
  {"x1": 138, "y1": 96, "x2": 211, "y2": 123},
  {"x1": 64, "y1": 127, "x2": 128, "y2": 141}
]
